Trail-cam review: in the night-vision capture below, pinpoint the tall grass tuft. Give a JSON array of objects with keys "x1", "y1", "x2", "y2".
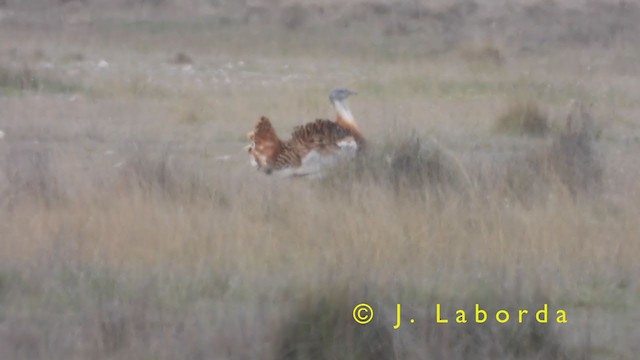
[
  {"x1": 115, "y1": 143, "x2": 213, "y2": 203},
  {"x1": 323, "y1": 133, "x2": 470, "y2": 199},
  {"x1": 276, "y1": 285, "x2": 395, "y2": 360},
  {"x1": 548, "y1": 103, "x2": 603, "y2": 196},
  {"x1": 503, "y1": 103, "x2": 603, "y2": 202},
  {"x1": 494, "y1": 100, "x2": 549, "y2": 137},
  {"x1": 2, "y1": 146, "x2": 63, "y2": 209}
]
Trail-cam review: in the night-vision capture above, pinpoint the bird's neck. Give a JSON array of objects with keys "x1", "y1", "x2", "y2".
[
  {"x1": 333, "y1": 100, "x2": 357, "y2": 128},
  {"x1": 333, "y1": 99, "x2": 365, "y2": 146}
]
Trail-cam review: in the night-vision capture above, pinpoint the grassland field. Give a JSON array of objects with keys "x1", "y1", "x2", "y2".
[{"x1": 0, "y1": 0, "x2": 640, "y2": 359}]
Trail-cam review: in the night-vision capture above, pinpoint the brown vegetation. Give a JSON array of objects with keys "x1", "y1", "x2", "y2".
[{"x1": 495, "y1": 100, "x2": 549, "y2": 137}]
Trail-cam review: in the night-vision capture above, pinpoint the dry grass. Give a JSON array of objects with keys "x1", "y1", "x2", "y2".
[
  {"x1": 275, "y1": 285, "x2": 574, "y2": 360},
  {"x1": 1, "y1": 122, "x2": 637, "y2": 358},
  {"x1": 461, "y1": 43, "x2": 505, "y2": 67},
  {"x1": 0, "y1": 64, "x2": 80, "y2": 94},
  {"x1": 0, "y1": 1, "x2": 640, "y2": 359},
  {"x1": 501, "y1": 103, "x2": 604, "y2": 203},
  {"x1": 322, "y1": 134, "x2": 471, "y2": 202}
]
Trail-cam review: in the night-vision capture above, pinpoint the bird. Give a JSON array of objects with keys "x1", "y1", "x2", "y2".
[{"x1": 245, "y1": 88, "x2": 363, "y2": 177}]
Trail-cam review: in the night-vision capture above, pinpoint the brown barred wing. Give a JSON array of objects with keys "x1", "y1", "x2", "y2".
[
  {"x1": 271, "y1": 143, "x2": 302, "y2": 170},
  {"x1": 289, "y1": 119, "x2": 353, "y2": 154}
]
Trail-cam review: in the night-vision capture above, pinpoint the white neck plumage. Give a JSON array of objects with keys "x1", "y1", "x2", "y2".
[{"x1": 333, "y1": 99, "x2": 357, "y2": 126}]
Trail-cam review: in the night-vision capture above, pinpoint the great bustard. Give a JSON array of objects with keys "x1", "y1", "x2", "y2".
[{"x1": 246, "y1": 88, "x2": 363, "y2": 177}]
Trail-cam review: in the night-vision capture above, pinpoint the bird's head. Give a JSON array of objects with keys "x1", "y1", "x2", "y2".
[{"x1": 329, "y1": 88, "x2": 356, "y2": 104}]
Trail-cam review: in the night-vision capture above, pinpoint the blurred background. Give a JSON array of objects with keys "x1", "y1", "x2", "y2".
[{"x1": 0, "y1": 1, "x2": 639, "y2": 359}]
